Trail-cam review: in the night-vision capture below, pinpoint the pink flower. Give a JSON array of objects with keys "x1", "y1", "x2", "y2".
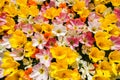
[
  {"x1": 0, "y1": 12, "x2": 7, "y2": 26},
  {"x1": 45, "y1": 38, "x2": 57, "y2": 48},
  {"x1": 66, "y1": 37, "x2": 80, "y2": 49},
  {"x1": 110, "y1": 36, "x2": 120, "y2": 50},
  {"x1": 15, "y1": 22, "x2": 34, "y2": 37},
  {"x1": 67, "y1": 18, "x2": 84, "y2": 32},
  {"x1": 54, "y1": 12, "x2": 70, "y2": 24},
  {"x1": 114, "y1": 8, "x2": 120, "y2": 22},
  {"x1": 85, "y1": 0, "x2": 91, "y2": 7},
  {"x1": 10, "y1": 48, "x2": 24, "y2": 60},
  {"x1": 88, "y1": 12, "x2": 100, "y2": 22},
  {"x1": 79, "y1": 32, "x2": 95, "y2": 47},
  {"x1": 34, "y1": 15, "x2": 49, "y2": 24},
  {"x1": 35, "y1": 49, "x2": 52, "y2": 67},
  {"x1": 32, "y1": 32, "x2": 46, "y2": 49}
]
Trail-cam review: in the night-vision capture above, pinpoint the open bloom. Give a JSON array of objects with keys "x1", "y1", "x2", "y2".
[
  {"x1": 9, "y1": 30, "x2": 27, "y2": 48},
  {"x1": 79, "y1": 31, "x2": 95, "y2": 47},
  {"x1": 30, "y1": 63, "x2": 48, "y2": 80},
  {"x1": 89, "y1": 47, "x2": 105, "y2": 62},
  {"x1": 36, "y1": 49, "x2": 52, "y2": 67},
  {"x1": 109, "y1": 50, "x2": 120, "y2": 63},
  {"x1": 32, "y1": 32, "x2": 46, "y2": 49},
  {"x1": 52, "y1": 23, "x2": 67, "y2": 36}
]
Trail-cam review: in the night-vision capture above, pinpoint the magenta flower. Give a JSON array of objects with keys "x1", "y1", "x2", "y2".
[
  {"x1": 79, "y1": 31, "x2": 95, "y2": 47},
  {"x1": 45, "y1": 38, "x2": 57, "y2": 48},
  {"x1": 66, "y1": 37, "x2": 80, "y2": 49}
]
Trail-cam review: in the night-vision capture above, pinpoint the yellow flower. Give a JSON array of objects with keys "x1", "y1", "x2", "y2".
[
  {"x1": 54, "y1": 69, "x2": 72, "y2": 80},
  {"x1": 50, "y1": 46, "x2": 68, "y2": 60},
  {"x1": 89, "y1": 47, "x2": 105, "y2": 62},
  {"x1": 41, "y1": 23, "x2": 53, "y2": 33},
  {"x1": 73, "y1": 0, "x2": 89, "y2": 18},
  {"x1": 5, "y1": 70, "x2": 25, "y2": 80},
  {"x1": 100, "y1": 14, "x2": 117, "y2": 31},
  {"x1": 73, "y1": 1, "x2": 85, "y2": 12},
  {"x1": 0, "y1": 0, "x2": 5, "y2": 9},
  {"x1": 78, "y1": 8, "x2": 90, "y2": 18},
  {"x1": 95, "y1": 31, "x2": 110, "y2": 39},
  {"x1": 111, "y1": 0, "x2": 120, "y2": 6},
  {"x1": 95, "y1": 4, "x2": 107, "y2": 14},
  {"x1": 98, "y1": 61, "x2": 112, "y2": 70},
  {"x1": 96, "y1": 38, "x2": 112, "y2": 50},
  {"x1": 107, "y1": 24, "x2": 120, "y2": 37},
  {"x1": 66, "y1": 48, "x2": 79, "y2": 65},
  {"x1": 71, "y1": 69, "x2": 81, "y2": 80},
  {"x1": 33, "y1": 24, "x2": 43, "y2": 33},
  {"x1": 29, "y1": 5, "x2": 39, "y2": 17},
  {"x1": 1, "y1": 17, "x2": 15, "y2": 34},
  {"x1": 49, "y1": 60, "x2": 68, "y2": 78},
  {"x1": 94, "y1": 0, "x2": 110, "y2": 5},
  {"x1": 111, "y1": 63, "x2": 117, "y2": 76},
  {"x1": 92, "y1": 75, "x2": 110, "y2": 80},
  {"x1": 1, "y1": 52, "x2": 20, "y2": 76},
  {"x1": 24, "y1": 41, "x2": 36, "y2": 57},
  {"x1": 44, "y1": 7, "x2": 61, "y2": 19},
  {"x1": 109, "y1": 50, "x2": 120, "y2": 63},
  {"x1": 116, "y1": 63, "x2": 120, "y2": 75},
  {"x1": 3, "y1": 3, "x2": 18, "y2": 17},
  {"x1": 95, "y1": 31, "x2": 112, "y2": 50},
  {"x1": 9, "y1": 30, "x2": 27, "y2": 48},
  {"x1": 18, "y1": 5, "x2": 29, "y2": 18},
  {"x1": 16, "y1": 0, "x2": 27, "y2": 6}
]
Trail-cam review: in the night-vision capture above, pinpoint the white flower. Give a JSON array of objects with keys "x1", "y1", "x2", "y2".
[
  {"x1": 88, "y1": 19, "x2": 101, "y2": 33},
  {"x1": 10, "y1": 48, "x2": 24, "y2": 60},
  {"x1": 30, "y1": 63, "x2": 48, "y2": 80},
  {"x1": 36, "y1": 50, "x2": 52, "y2": 67},
  {"x1": 32, "y1": 32, "x2": 46, "y2": 49},
  {"x1": 52, "y1": 24, "x2": 67, "y2": 36},
  {"x1": 79, "y1": 60, "x2": 95, "y2": 80}
]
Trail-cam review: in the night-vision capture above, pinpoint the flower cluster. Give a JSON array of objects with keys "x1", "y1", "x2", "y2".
[{"x1": 0, "y1": 0, "x2": 120, "y2": 80}]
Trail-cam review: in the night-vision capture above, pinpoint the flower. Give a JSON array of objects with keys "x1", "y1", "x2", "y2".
[
  {"x1": 50, "y1": 46, "x2": 67, "y2": 60},
  {"x1": 5, "y1": 70, "x2": 25, "y2": 80},
  {"x1": 35, "y1": 49, "x2": 52, "y2": 67},
  {"x1": 66, "y1": 36, "x2": 79, "y2": 48},
  {"x1": 9, "y1": 30, "x2": 27, "y2": 48},
  {"x1": 92, "y1": 75, "x2": 110, "y2": 80},
  {"x1": 52, "y1": 23, "x2": 67, "y2": 36},
  {"x1": 29, "y1": 5, "x2": 39, "y2": 17},
  {"x1": 110, "y1": 36, "x2": 120, "y2": 50},
  {"x1": 24, "y1": 41, "x2": 36, "y2": 57},
  {"x1": 111, "y1": 0, "x2": 120, "y2": 6},
  {"x1": 1, "y1": 51, "x2": 20, "y2": 76},
  {"x1": 109, "y1": 50, "x2": 120, "y2": 63},
  {"x1": 95, "y1": 4, "x2": 107, "y2": 14},
  {"x1": 96, "y1": 38, "x2": 112, "y2": 50},
  {"x1": 44, "y1": 7, "x2": 61, "y2": 19},
  {"x1": 79, "y1": 31, "x2": 95, "y2": 47},
  {"x1": 67, "y1": 18, "x2": 84, "y2": 31},
  {"x1": 30, "y1": 63, "x2": 48, "y2": 80},
  {"x1": 89, "y1": 47, "x2": 105, "y2": 62},
  {"x1": 32, "y1": 32, "x2": 46, "y2": 49}
]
